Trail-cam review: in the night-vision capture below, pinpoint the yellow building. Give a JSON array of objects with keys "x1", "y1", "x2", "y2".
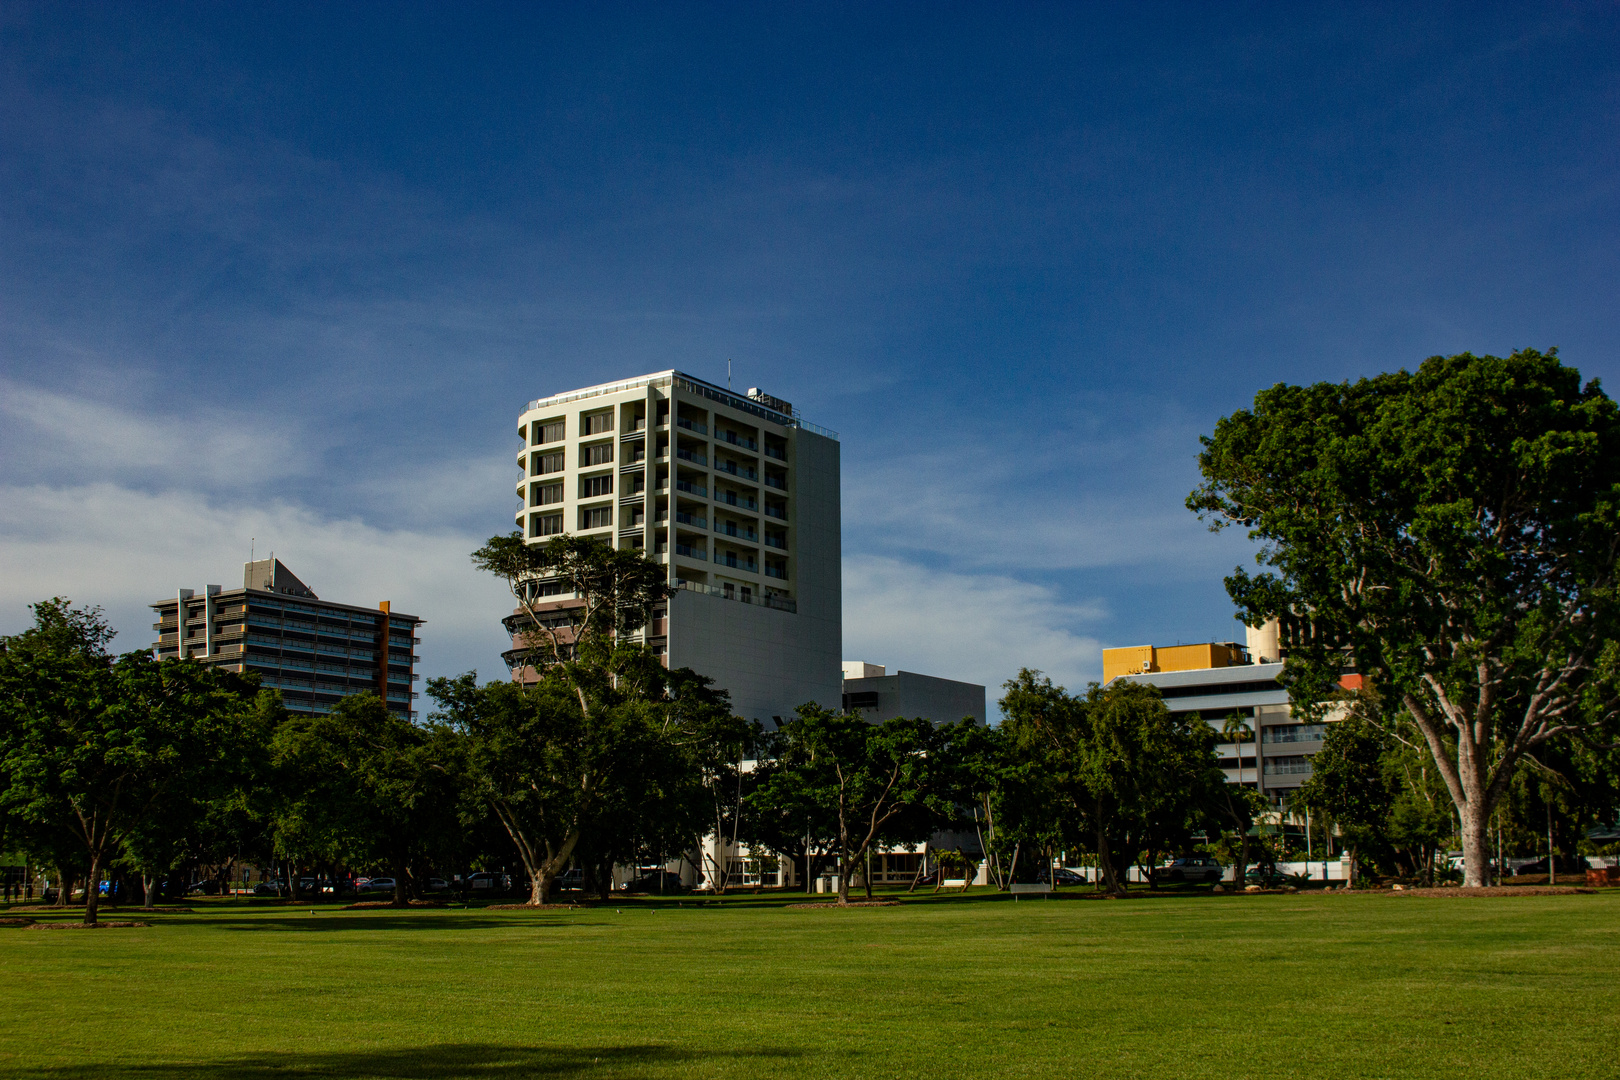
[{"x1": 1101, "y1": 640, "x2": 1248, "y2": 684}]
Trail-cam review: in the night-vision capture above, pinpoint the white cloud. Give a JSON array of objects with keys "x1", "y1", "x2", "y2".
[
  {"x1": 842, "y1": 554, "x2": 1105, "y2": 708},
  {"x1": 0, "y1": 482, "x2": 514, "y2": 687},
  {"x1": 0, "y1": 378, "x2": 313, "y2": 486}
]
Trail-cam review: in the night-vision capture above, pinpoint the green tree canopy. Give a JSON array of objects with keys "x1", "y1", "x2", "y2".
[
  {"x1": 755, "y1": 706, "x2": 967, "y2": 905},
  {"x1": 0, "y1": 600, "x2": 260, "y2": 924},
  {"x1": 1190, "y1": 349, "x2": 1620, "y2": 886}
]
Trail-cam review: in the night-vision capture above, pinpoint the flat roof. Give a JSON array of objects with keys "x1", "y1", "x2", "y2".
[
  {"x1": 151, "y1": 587, "x2": 423, "y2": 625},
  {"x1": 521, "y1": 369, "x2": 837, "y2": 440}
]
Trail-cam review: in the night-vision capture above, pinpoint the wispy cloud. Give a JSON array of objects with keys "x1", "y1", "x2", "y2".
[
  {"x1": 842, "y1": 555, "x2": 1104, "y2": 706},
  {"x1": 0, "y1": 377, "x2": 315, "y2": 487},
  {"x1": 0, "y1": 482, "x2": 514, "y2": 684}
]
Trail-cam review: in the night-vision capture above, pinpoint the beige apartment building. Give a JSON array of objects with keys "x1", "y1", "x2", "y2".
[{"x1": 504, "y1": 370, "x2": 842, "y2": 725}]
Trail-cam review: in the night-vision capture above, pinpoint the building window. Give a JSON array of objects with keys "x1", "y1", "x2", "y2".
[
  {"x1": 533, "y1": 419, "x2": 565, "y2": 445},
  {"x1": 581, "y1": 442, "x2": 614, "y2": 466},
  {"x1": 531, "y1": 482, "x2": 564, "y2": 507},
  {"x1": 581, "y1": 474, "x2": 613, "y2": 498},
  {"x1": 533, "y1": 451, "x2": 565, "y2": 476},
  {"x1": 1263, "y1": 755, "x2": 1312, "y2": 776},
  {"x1": 581, "y1": 506, "x2": 612, "y2": 530},
  {"x1": 530, "y1": 512, "x2": 564, "y2": 537},
  {"x1": 582, "y1": 410, "x2": 614, "y2": 435},
  {"x1": 1263, "y1": 724, "x2": 1327, "y2": 744}
]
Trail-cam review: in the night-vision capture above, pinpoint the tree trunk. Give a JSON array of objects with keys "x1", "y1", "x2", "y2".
[
  {"x1": 907, "y1": 852, "x2": 927, "y2": 894},
  {"x1": 392, "y1": 854, "x2": 409, "y2": 907},
  {"x1": 83, "y1": 852, "x2": 103, "y2": 926},
  {"x1": 286, "y1": 861, "x2": 299, "y2": 902},
  {"x1": 1234, "y1": 832, "x2": 1251, "y2": 890},
  {"x1": 1096, "y1": 819, "x2": 1123, "y2": 895},
  {"x1": 1459, "y1": 801, "x2": 1491, "y2": 889},
  {"x1": 836, "y1": 845, "x2": 850, "y2": 906},
  {"x1": 54, "y1": 866, "x2": 73, "y2": 907},
  {"x1": 142, "y1": 871, "x2": 157, "y2": 911},
  {"x1": 863, "y1": 853, "x2": 874, "y2": 900}
]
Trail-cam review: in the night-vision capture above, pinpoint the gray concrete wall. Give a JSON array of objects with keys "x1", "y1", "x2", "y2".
[
  {"x1": 790, "y1": 427, "x2": 842, "y2": 685},
  {"x1": 842, "y1": 671, "x2": 986, "y2": 726},
  {"x1": 668, "y1": 587, "x2": 841, "y2": 725}
]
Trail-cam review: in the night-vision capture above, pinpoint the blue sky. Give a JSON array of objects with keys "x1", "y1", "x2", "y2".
[{"x1": 2, "y1": 3, "x2": 1618, "y2": 701}]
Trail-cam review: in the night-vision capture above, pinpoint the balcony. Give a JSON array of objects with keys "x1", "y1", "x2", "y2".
[
  {"x1": 717, "y1": 523, "x2": 757, "y2": 541},
  {"x1": 764, "y1": 444, "x2": 786, "y2": 461},
  {"x1": 765, "y1": 504, "x2": 787, "y2": 519},
  {"x1": 675, "y1": 480, "x2": 707, "y2": 497},
  {"x1": 676, "y1": 449, "x2": 707, "y2": 466},
  {"x1": 675, "y1": 544, "x2": 707, "y2": 561},
  {"x1": 675, "y1": 580, "x2": 796, "y2": 613},
  {"x1": 717, "y1": 430, "x2": 758, "y2": 451},
  {"x1": 676, "y1": 419, "x2": 708, "y2": 435},
  {"x1": 715, "y1": 461, "x2": 757, "y2": 480},
  {"x1": 764, "y1": 535, "x2": 787, "y2": 549},
  {"x1": 765, "y1": 564, "x2": 787, "y2": 579},
  {"x1": 764, "y1": 474, "x2": 787, "y2": 490},
  {"x1": 717, "y1": 553, "x2": 758, "y2": 572},
  {"x1": 676, "y1": 511, "x2": 708, "y2": 528},
  {"x1": 717, "y1": 491, "x2": 757, "y2": 510}
]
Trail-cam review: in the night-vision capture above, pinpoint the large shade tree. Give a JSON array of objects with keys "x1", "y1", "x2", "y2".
[
  {"x1": 0, "y1": 600, "x2": 259, "y2": 924},
  {"x1": 1190, "y1": 349, "x2": 1620, "y2": 887},
  {"x1": 755, "y1": 706, "x2": 967, "y2": 905}
]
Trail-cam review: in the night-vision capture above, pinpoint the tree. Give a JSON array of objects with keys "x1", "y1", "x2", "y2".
[
  {"x1": 429, "y1": 657, "x2": 741, "y2": 905},
  {"x1": 0, "y1": 600, "x2": 258, "y2": 924},
  {"x1": 762, "y1": 706, "x2": 964, "y2": 906},
  {"x1": 740, "y1": 725, "x2": 840, "y2": 894},
  {"x1": 999, "y1": 670, "x2": 1222, "y2": 896},
  {"x1": 272, "y1": 693, "x2": 458, "y2": 906},
  {"x1": 1293, "y1": 716, "x2": 1395, "y2": 886},
  {"x1": 1190, "y1": 349, "x2": 1620, "y2": 886}
]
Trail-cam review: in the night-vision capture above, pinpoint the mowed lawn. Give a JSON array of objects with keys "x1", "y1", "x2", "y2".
[{"x1": 2, "y1": 889, "x2": 1617, "y2": 1079}]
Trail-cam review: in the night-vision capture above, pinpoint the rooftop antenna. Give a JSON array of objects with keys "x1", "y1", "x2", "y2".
[{"x1": 727, "y1": 358, "x2": 732, "y2": 390}]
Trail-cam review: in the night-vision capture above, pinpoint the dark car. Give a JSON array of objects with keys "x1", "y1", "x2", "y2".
[
  {"x1": 555, "y1": 868, "x2": 586, "y2": 891},
  {"x1": 1166, "y1": 857, "x2": 1224, "y2": 884},
  {"x1": 1034, "y1": 867, "x2": 1087, "y2": 887},
  {"x1": 620, "y1": 870, "x2": 685, "y2": 894},
  {"x1": 187, "y1": 880, "x2": 221, "y2": 895},
  {"x1": 1245, "y1": 864, "x2": 1287, "y2": 886},
  {"x1": 252, "y1": 881, "x2": 289, "y2": 897}
]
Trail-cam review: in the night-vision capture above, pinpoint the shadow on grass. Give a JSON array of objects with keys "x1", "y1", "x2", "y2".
[
  {"x1": 10, "y1": 1042, "x2": 800, "y2": 1079},
  {"x1": 190, "y1": 915, "x2": 594, "y2": 933}
]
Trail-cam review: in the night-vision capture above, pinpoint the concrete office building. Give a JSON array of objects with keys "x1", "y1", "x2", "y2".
[
  {"x1": 1102, "y1": 620, "x2": 1343, "y2": 800},
  {"x1": 150, "y1": 559, "x2": 423, "y2": 720},
  {"x1": 505, "y1": 371, "x2": 842, "y2": 724},
  {"x1": 840, "y1": 661, "x2": 987, "y2": 725}
]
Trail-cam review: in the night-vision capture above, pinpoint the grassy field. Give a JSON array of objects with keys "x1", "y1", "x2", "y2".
[{"x1": 2, "y1": 888, "x2": 1616, "y2": 1079}]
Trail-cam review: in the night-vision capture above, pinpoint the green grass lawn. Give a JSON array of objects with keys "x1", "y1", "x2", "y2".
[{"x1": 2, "y1": 888, "x2": 1616, "y2": 1079}]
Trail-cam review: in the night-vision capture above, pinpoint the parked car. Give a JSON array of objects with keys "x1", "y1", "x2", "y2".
[
  {"x1": 424, "y1": 877, "x2": 452, "y2": 894},
  {"x1": 359, "y1": 877, "x2": 397, "y2": 894},
  {"x1": 187, "y1": 879, "x2": 221, "y2": 895},
  {"x1": 620, "y1": 870, "x2": 685, "y2": 894},
  {"x1": 1165, "y1": 856, "x2": 1224, "y2": 884},
  {"x1": 1245, "y1": 864, "x2": 1287, "y2": 887},
  {"x1": 252, "y1": 881, "x2": 289, "y2": 897},
  {"x1": 555, "y1": 868, "x2": 585, "y2": 891},
  {"x1": 1034, "y1": 867, "x2": 1087, "y2": 887},
  {"x1": 463, "y1": 872, "x2": 511, "y2": 895}
]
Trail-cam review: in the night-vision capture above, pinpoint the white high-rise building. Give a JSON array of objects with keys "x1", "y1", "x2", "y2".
[{"x1": 504, "y1": 370, "x2": 841, "y2": 725}]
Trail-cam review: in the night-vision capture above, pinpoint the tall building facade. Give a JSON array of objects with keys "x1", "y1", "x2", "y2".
[
  {"x1": 150, "y1": 559, "x2": 423, "y2": 720},
  {"x1": 504, "y1": 371, "x2": 841, "y2": 724}
]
